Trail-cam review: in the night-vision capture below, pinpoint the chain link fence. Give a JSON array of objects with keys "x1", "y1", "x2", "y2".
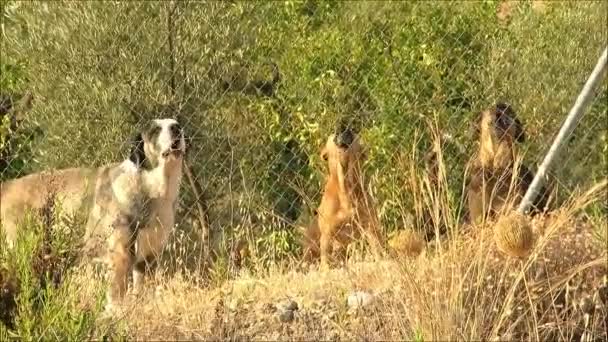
[{"x1": 2, "y1": 1, "x2": 607, "y2": 274}]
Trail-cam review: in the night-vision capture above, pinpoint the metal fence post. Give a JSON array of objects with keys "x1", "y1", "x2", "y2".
[{"x1": 517, "y1": 47, "x2": 608, "y2": 214}]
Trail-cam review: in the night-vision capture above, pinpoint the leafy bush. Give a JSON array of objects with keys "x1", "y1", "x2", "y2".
[
  {"x1": 0, "y1": 198, "x2": 121, "y2": 339},
  {"x1": 1, "y1": 0, "x2": 606, "y2": 268}
]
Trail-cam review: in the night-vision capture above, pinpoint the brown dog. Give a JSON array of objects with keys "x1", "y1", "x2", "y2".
[
  {"x1": 465, "y1": 103, "x2": 548, "y2": 224},
  {"x1": 302, "y1": 129, "x2": 381, "y2": 269}
]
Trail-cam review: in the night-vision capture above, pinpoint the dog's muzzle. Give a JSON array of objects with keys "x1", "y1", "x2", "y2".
[
  {"x1": 335, "y1": 129, "x2": 355, "y2": 149},
  {"x1": 171, "y1": 138, "x2": 181, "y2": 150},
  {"x1": 162, "y1": 149, "x2": 184, "y2": 158},
  {"x1": 162, "y1": 138, "x2": 184, "y2": 158}
]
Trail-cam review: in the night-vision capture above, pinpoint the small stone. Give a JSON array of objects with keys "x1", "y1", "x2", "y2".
[
  {"x1": 347, "y1": 291, "x2": 375, "y2": 310},
  {"x1": 278, "y1": 309, "x2": 295, "y2": 323}
]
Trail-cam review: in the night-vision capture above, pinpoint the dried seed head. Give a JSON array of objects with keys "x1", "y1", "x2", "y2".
[
  {"x1": 388, "y1": 229, "x2": 425, "y2": 258},
  {"x1": 494, "y1": 212, "x2": 535, "y2": 258}
]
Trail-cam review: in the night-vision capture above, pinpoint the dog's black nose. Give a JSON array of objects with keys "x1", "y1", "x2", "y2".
[{"x1": 335, "y1": 128, "x2": 355, "y2": 148}]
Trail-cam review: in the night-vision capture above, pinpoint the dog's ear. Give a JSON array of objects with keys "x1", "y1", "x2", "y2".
[
  {"x1": 129, "y1": 132, "x2": 147, "y2": 168},
  {"x1": 320, "y1": 146, "x2": 329, "y2": 162}
]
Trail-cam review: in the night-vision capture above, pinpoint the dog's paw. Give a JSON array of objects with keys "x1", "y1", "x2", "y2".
[
  {"x1": 98, "y1": 303, "x2": 117, "y2": 321},
  {"x1": 128, "y1": 284, "x2": 144, "y2": 300},
  {"x1": 99, "y1": 299, "x2": 129, "y2": 322},
  {"x1": 319, "y1": 260, "x2": 331, "y2": 273}
]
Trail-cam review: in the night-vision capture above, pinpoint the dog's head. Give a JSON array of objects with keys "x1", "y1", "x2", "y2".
[
  {"x1": 320, "y1": 127, "x2": 366, "y2": 177},
  {"x1": 473, "y1": 102, "x2": 525, "y2": 144},
  {"x1": 129, "y1": 118, "x2": 186, "y2": 169}
]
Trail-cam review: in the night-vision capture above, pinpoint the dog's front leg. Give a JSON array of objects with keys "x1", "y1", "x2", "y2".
[
  {"x1": 318, "y1": 215, "x2": 333, "y2": 271},
  {"x1": 319, "y1": 232, "x2": 332, "y2": 270},
  {"x1": 132, "y1": 255, "x2": 157, "y2": 295},
  {"x1": 131, "y1": 212, "x2": 171, "y2": 295},
  {"x1": 336, "y1": 161, "x2": 353, "y2": 218},
  {"x1": 105, "y1": 216, "x2": 135, "y2": 311}
]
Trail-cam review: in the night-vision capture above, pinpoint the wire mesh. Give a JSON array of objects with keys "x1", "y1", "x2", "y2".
[{"x1": 1, "y1": 1, "x2": 607, "y2": 271}]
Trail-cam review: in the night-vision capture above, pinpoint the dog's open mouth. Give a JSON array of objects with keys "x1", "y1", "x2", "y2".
[{"x1": 162, "y1": 149, "x2": 184, "y2": 158}]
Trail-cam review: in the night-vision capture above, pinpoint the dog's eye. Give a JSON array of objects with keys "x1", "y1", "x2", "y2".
[
  {"x1": 322, "y1": 153, "x2": 328, "y2": 161},
  {"x1": 495, "y1": 113, "x2": 509, "y2": 127},
  {"x1": 149, "y1": 125, "x2": 161, "y2": 137}
]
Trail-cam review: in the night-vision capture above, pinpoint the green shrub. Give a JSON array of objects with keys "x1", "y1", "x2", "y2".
[{"x1": 0, "y1": 199, "x2": 120, "y2": 339}]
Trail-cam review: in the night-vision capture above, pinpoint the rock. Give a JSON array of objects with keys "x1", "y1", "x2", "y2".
[
  {"x1": 278, "y1": 309, "x2": 295, "y2": 323},
  {"x1": 276, "y1": 299, "x2": 298, "y2": 323},
  {"x1": 347, "y1": 291, "x2": 375, "y2": 310},
  {"x1": 280, "y1": 299, "x2": 299, "y2": 311}
]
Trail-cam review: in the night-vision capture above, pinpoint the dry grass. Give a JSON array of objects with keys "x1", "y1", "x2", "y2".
[
  {"x1": 3, "y1": 191, "x2": 607, "y2": 340},
  {"x1": 2, "y1": 124, "x2": 606, "y2": 340},
  {"x1": 83, "y1": 124, "x2": 606, "y2": 340},
  {"x1": 53, "y1": 179, "x2": 603, "y2": 341}
]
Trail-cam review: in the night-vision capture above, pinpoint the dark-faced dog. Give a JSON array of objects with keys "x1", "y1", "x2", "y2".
[{"x1": 465, "y1": 103, "x2": 549, "y2": 224}]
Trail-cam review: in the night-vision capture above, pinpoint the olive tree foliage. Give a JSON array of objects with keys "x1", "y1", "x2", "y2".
[{"x1": 2, "y1": 1, "x2": 606, "y2": 266}]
